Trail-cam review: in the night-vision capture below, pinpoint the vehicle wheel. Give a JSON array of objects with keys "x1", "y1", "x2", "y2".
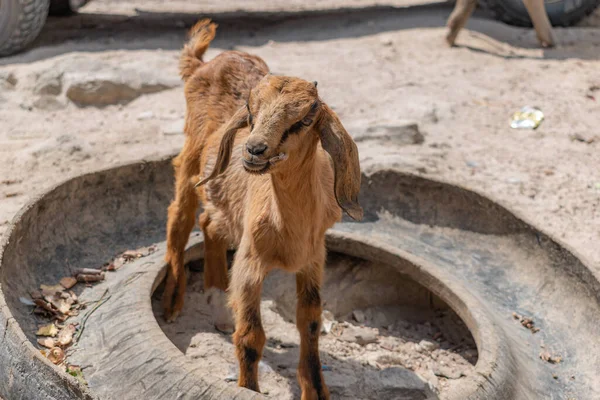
[
  {"x1": 0, "y1": 0, "x2": 50, "y2": 57},
  {"x1": 480, "y1": 0, "x2": 600, "y2": 27}
]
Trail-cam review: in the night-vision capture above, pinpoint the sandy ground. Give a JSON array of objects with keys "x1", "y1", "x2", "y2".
[
  {"x1": 1, "y1": 0, "x2": 599, "y2": 397},
  {"x1": 152, "y1": 253, "x2": 476, "y2": 398}
]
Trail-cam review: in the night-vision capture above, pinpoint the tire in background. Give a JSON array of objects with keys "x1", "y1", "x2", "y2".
[
  {"x1": 480, "y1": 0, "x2": 600, "y2": 27},
  {"x1": 0, "y1": 0, "x2": 50, "y2": 57}
]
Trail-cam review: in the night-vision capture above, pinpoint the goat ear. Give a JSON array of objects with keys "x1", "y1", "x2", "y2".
[
  {"x1": 195, "y1": 105, "x2": 248, "y2": 187},
  {"x1": 316, "y1": 104, "x2": 363, "y2": 221}
]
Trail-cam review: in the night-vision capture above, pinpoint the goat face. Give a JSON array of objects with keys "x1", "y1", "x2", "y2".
[
  {"x1": 242, "y1": 75, "x2": 320, "y2": 175},
  {"x1": 197, "y1": 74, "x2": 363, "y2": 221}
]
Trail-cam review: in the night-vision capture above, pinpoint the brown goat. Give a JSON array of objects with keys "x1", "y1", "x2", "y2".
[{"x1": 163, "y1": 20, "x2": 363, "y2": 399}]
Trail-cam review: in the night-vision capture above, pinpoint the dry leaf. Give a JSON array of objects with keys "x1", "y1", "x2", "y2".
[
  {"x1": 73, "y1": 268, "x2": 103, "y2": 276},
  {"x1": 76, "y1": 272, "x2": 105, "y2": 283},
  {"x1": 30, "y1": 290, "x2": 43, "y2": 299},
  {"x1": 37, "y1": 337, "x2": 56, "y2": 349},
  {"x1": 540, "y1": 351, "x2": 562, "y2": 364},
  {"x1": 37, "y1": 323, "x2": 59, "y2": 337},
  {"x1": 60, "y1": 277, "x2": 77, "y2": 289},
  {"x1": 122, "y1": 250, "x2": 141, "y2": 260},
  {"x1": 108, "y1": 257, "x2": 125, "y2": 271},
  {"x1": 40, "y1": 284, "x2": 65, "y2": 297},
  {"x1": 45, "y1": 293, "x2": 74, "y2": 314},
  {"x1": 47, "y1": 347, "x2": 66, "y2": 365},
  {"x1": 512, "y1": 312, "x2": 540, "y2": 334},
  {"x1": 57, "y1": 324, "x2": 77, "y2": 346}
]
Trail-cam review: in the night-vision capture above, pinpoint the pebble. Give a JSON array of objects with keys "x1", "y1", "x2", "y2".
[
  {"x1": 354, "y1": 121, "x2": 425, "y2": 146},
  {"x1": 433, "y1": 365, "x2": 464, "y2": 379},
  {"x1": 137, "y1": 111, "x2": 155, "y2": 120},
  {"x1": 352, "y1": 310, "x2": 365, "y2": 324},
  {"x1": 418, "y1": 339, "x2": 440, "y2": 352}
]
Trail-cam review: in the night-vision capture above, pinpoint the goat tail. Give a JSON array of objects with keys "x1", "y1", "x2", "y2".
[{"x1": 179, "y1": 19, "x2": 218, "y2": 81}]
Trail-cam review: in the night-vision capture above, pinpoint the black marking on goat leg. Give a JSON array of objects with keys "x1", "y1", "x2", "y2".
[
  {"x1": 307, "y1": 352, "x2": 324, "y2": 398},
  {"x1": 309, "y1": 321, "x2": 320, "y2": 336},
  {"x1": 243, "y1": 346, "x2": 259, "y2": 364}
]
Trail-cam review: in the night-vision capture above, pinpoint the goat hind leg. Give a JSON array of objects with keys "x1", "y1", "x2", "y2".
[
  {"x1": 199, "y1": 211, "x2": 233, "y2": 333},
  {"x1": 164, "y1": 154, "x2": 199, "y2": 322},
  {"x1": 296, "y1": 270, "x2": 329, "y2": 400},
  {"x1": 446, "y1": 0, "x2": 477, "y2": 46}
]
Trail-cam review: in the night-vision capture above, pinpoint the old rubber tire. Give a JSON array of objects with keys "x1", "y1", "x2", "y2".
[
  {"x1": 0, "y1": 0, "x2": 50, "y2": 56},
  {"x1": 480, "y1": 0, "x2": 600, "y2": 27}
]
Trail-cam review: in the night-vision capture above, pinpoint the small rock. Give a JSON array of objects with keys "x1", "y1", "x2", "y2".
[
  {"x1": 34, "y1": 70, "x2": 63, "y2": 96},
  {"x1": 418, "y1": 340, "x2": 440, "y2": 352},
  {"x1": 433, "y1": 365, "x2": 464, "y2": 379},
  {"x1": 65, "y1": 69, "x2": 179, "y2": 107},
  {"x1": 569, "y1": 132, "x2": 596, "y2": 144},
  {"x1": 417, "y1": 369, "x2": 440, "y2": 393},
  {"x1": 464, "y1": 349, "x2": 478, "y2": 359},
  {"x1": 321, "y1": 319, "x2": 334, "y2": 334},
  {"x1": 33, "y1": 96, "x2": 66, "y2": 111},
  {"x1": 340, "y1": 326, "x2": 378, "y2": 345},
  {"x1": 373, "y1": 367, "x2": 430, "y2": 397},
  {"x1": 352, "y1": 310, "x2": 365, "y2": 324},
  {"x1": 162, "y1": 119, "x2": 185, "y2": 135},
  {"x1": 380, "y1": 37, "x2": 393, "y2": 46},
  {"x1": 507, "y1": 177, "x2": 521, "y2": 184},
  {"x1": 356, "y1": 332, "x2": 378, "y2": 346},
  {"x1": 355, "y1": 121, "x2": 424, "y2": 146},
  {"x1": 137, "y1": 111, "x2": 155, "y2": 120},
  {"x1": 0, "y1": 71, "x2": 17, "y2": 88}
]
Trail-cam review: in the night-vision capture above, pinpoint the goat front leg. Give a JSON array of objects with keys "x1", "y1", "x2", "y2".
[
  {"x1": 164, "y1": 151, "x2": 199, "y2": 322},
  {"x1": 230, "y1": 257, "x2": 266, "y2": 392},
  {"x1": 522, "y1": 0, "x2": 555, "y2": 47},
  {"x1": 446, "y1": 0, "x2": 477, "y2": 46},
  {"x1": 296, "y1": 268, "x2": 330, "y2": 400}
]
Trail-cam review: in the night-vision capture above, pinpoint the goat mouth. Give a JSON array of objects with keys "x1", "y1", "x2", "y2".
[
  {"x1": 243, "y1": 153, "x2": 287, "y2": 174},
  {"x1": 243, "y1": 159, "x2": 270, "y2": 174}
]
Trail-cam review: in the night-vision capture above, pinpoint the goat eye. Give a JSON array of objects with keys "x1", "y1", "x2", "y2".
[{"x1": 301, "y1": 117, "x2": 313, "y2": 126}]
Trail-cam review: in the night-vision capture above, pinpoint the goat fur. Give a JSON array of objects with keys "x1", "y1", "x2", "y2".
[{"x1": 163, "y1": 19, "x2": 362, "y2": 399}]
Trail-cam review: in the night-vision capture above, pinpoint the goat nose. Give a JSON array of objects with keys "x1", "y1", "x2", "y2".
[{"x1": 246, "y1": 142, "x2": 268, "y2": 156}]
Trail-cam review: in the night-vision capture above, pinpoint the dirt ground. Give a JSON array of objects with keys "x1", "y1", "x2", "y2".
[
  {"x1": 0, "y1": 0, "x2": 599, "y2": 397},
  {"x1": 153, "y1": 253, "x2": 477, "y2": 398}
]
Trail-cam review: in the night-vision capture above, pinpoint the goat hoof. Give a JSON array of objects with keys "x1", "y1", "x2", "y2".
[
  {"x1": 215, "y1": 322, "x2": 234, "y2": 334},
  {"x1": 165, "y1": 309, "x2": 181, "y2": 323}
]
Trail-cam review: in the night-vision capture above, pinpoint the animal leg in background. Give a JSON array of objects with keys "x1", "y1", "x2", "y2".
[
  {"x1": 446, "y1": 0, "x2": 477, "y2": 46},
  {"x1": 164, "y1": 151, "x2": 199, "y2": 322},
  {"x1": 199, "y1": 211, "x2": 233, "y2": 332},
  {"x1": 523, "y1": 0, "x2": 555, "y2": 47}
]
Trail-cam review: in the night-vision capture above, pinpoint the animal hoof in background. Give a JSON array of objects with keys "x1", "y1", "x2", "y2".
[
  {"x1": 165, "y1": 309, "x2": 181, "y2": 324},
  {"x1": 206, "y1": 287, "x2": 234, "y2": 334}
]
